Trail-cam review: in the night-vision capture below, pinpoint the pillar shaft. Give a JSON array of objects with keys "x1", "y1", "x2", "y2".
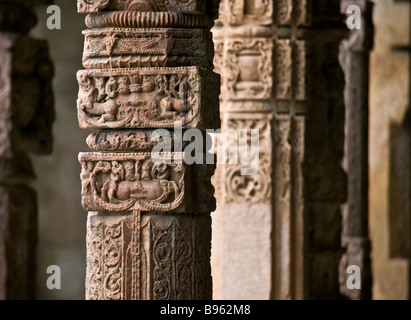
[
  {"x1": 77, "y1": 0, "x2": 220, "y2": 300},
  {"x1": 0, "y1": 0, "x2": 54, "y2": 300},
  {"x1": 212, "y1": 0, "x2": 347, "y2": 300}
]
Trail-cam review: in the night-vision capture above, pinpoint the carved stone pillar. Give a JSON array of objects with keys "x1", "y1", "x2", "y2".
[
  {"x1": 212, "y1": 0, "x2": 347, "y2": 299},
  {"x1": 0, "y1": 0, "x2": 54, "y2": 300},
  {"x1": 77, "y1": 0, "x2": 220, "y2": 300},
  {"x1": 339, "y1": 0, "x2": 374, "y2": 300}
]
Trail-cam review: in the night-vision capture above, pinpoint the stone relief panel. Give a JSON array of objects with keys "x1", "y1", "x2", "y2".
[
  {"x1": 86, "y1": 130, "x2": 172, "y2": 152},
  {"x1": 224, "y1": 0, "x2": 273, "y2": 26},
  {"x1": 77, "y1": 67, "x2": 220, "y2": 130},
  {"x1": 87, "y1": 130, "x2": 159, "y2": 152},
  {"x1": 223, "y1": 38, "x2": 272, "y2": 101},
  {"x1": 79, "y1": 152, "x2": 190, "y2": 213},
  {"x1": 222, "y1": 115, "x2": 272, "y2": 204},
  {"x1": 86, "y1": 212, "x2": 212, "y2": 300},
  {"x1": 82, "y1": 28, "x2": 214, "y2": 69}
]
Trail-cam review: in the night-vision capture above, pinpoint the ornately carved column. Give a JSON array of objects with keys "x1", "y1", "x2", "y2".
[
  {"x1": 339, "y1": 0, "x2": 374, "y2": 300},
  {"x1": 0, "y1": 0, "x2": 54, "y2": 299},
  {"x1": 212, "y1": 0, "x2": 347, "y2": 299},
  {"x1": 77, "y1": 0, "x2": 220, "y2": 300}
]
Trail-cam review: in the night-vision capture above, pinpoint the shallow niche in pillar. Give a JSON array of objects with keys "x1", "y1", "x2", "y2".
[
  {"x1": 79, "y1": 152, "x2": 190, "y2": 213},
  {"x1": 77, "y1": 67, "x2": 220, "y2": 129},
  {"x1": 224, "y1": 38, "x2": 272, "y2": 100}
]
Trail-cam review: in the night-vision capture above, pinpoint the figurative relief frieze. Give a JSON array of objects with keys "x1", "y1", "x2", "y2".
[
  {"x1": 79, "y1": 152, "x2": 189, "y2": 213},
  {"x1": 82, "y1": 28, "x2": 213, "y2": 69},
  {"x1": 77, "y1": 67, "x2": 220, "y2": 130},
  {"x1": 86, "y1": 130, "x2": 170, "y2": 152}
]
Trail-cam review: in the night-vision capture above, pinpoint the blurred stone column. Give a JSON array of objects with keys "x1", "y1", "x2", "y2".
[
  {"x1": 0, "y1": 0, "x2": 54, "y2": 300},
  {"x1": 77, "y1": 0, "x2": 220, "y2": 300},
  {"x1": 212, "y1": 0, "x2": 347, "y2": 299},
  {"x1": 339, "y1": 0, "x2": 374, "y2": 300}
]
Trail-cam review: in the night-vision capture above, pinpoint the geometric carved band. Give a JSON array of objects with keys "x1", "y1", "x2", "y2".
[
  {"x1": 82, "y1": 28, "x2": 213, "y2": 69},
  {"x1": 77, "y1": 67, "x2": 220, "y2": 130},
  {"x1": 85, "y1": 12, "x2": 214, "y2": 28}
]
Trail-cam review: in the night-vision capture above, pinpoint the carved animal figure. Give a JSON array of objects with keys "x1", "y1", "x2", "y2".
[
  {"x1": 86, "y1": 99, "x2": 119, "y2": 122},
  {"x1": 159, "y1": 96, "x2": 189, "y2": 119}
]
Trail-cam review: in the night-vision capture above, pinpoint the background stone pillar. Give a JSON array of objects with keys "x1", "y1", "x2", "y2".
[
  {"x1": 339, "y1": 0, "x2": 374, "y2": 300},
  {"x1": 212, "y1": 0, "x2": 347, "y2": 300},
  {"x1": 77, "y1": 0, "x2": 220, "y2": 300},
  {"x1": 0, "y1": 0, "x2": 54, "y2": 300}
]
